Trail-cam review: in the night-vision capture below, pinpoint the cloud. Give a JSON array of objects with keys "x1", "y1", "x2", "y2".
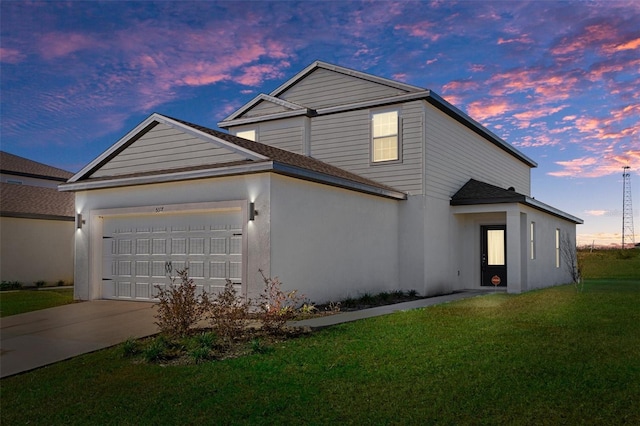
[
  {"x1": 38, "y1": 32, "x2": 102, "y2": 60},
  {"x1": 394, "y1": 21, "x2": 441, "y2": 42},
  {"x1": 584, "y1": 210, "x2": 608, "y2": 216},
  {"x1": 0, "y1": 47, "x2": 26, "y2": 64},
  {"x1": 549, "y1": 149, "x2": 640, "y2": 178},
  {"x1": 467, "y1": 98, "x2": 516, "y2": 122}
]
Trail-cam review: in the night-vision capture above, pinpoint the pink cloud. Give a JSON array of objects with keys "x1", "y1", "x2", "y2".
[
  {"x1": 395, "y1": 21, "x2": 440, "y2": 42},
  {"x1": 497, "y1": 35, "x2": 533, "y2": 45},
  {"x1": 442, "y1": 80, "x2": 480, "y2": 93},
  {"x1": 513, "y1": 105, "x2": 567, "y2": 128},
  {"x1": 467, "y1": 98, "x2": 516, "y2": 122},
  {"x1": 603, "y1": 37, "x2": 640, "y2": 53},
  {"x1": 549, "y1": 149, "x2": 640, "y2": 178},
  {"x1": 38, "y1": 32, "x2": 102, "y2": 60},
  {"x1": 0, "y1": 47, "x2": 26, "y2": 64}
]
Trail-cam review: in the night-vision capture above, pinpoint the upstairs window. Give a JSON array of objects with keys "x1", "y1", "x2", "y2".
[
  {"x1": 236, "y1": 129, "x2": 256, "y2": 141},
  {"x1": 372, "y1": 110, "x2": 400, "y2": 162}
]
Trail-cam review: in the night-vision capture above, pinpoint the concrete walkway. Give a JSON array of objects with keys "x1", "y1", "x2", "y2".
[
  {"x1": 292, "y1": 290, "x2": 485, "y2": 329},
  {"x1": 1, "y1": 290, "x2": 486, "y2": 378},
  {"x1": 1, "y1": 300, "x2": 158, "y2": 378}
]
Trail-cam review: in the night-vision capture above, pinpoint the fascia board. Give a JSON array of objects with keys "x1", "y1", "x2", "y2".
[
  {"x1": 525, "y1": 197, "x2": 584, "y2": 224},
  {"x1": 426, "y1": 92, "x2": 538, "y2": 168},
  {"x1": 68, "y1": 113, "x2": 269, "y2": 183},
  {"x1": 220, "y1": 93, "x2": 308, "y2": 123},
  {"x1": 59, "y1": 162, "x2": 274, "y2": 192},
  {"x1": 218, "y1": 109, "x2": 314, "y2": 128},
  {"x1": 272, "y1": 162, "x2": 407, "y2": 200},
  {"x1": 315, "y1": 92, "x2": 431, "y2": 115},
  {"x1": 67, "y1": 113, "x2": 163, "y2": 183},
  {"x1": 269, "y1": 61, "x2": 424, "y2": 97}
]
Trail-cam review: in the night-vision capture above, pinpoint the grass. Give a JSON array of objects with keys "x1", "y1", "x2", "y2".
[
  {"x1": 579, "y1": 247, "x2": 640, "y2": 279},
  {"x1": 2, "y1": 279, "x2": 639, "y2": 424},
  {"x1": 0, "y1": 288, "x2": 74, "y2": 317}
]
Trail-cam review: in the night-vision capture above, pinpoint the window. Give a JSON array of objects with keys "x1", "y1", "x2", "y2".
[
  {"x1": 555, "y1": 229, "x2": 560, "y2": 268},
  {"x1": 530, "y1": 222, "x2": 536, "y2": 260},
  {"x1": 372, "y1": 110, "x2": 399, "y2": 162},
  {"x1": 236, "y1": 129, "x2": 256, "y2": 141}
]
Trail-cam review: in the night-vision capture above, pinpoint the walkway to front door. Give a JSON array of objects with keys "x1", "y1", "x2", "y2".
[{"x1": 481, "y1": 225, "x2": 507, "y2": 287}]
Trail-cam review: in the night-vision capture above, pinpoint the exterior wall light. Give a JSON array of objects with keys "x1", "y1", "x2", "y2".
[
  {"x1": 249, "y1": 202, "x2": 258, "y2": 221},
  {"x1": 76, "y1": 213, "x2": 85, "y2": 229}
]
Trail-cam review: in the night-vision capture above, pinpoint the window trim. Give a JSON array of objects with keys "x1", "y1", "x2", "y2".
[
  {"x1": 370, "y1": 108, "x2": 402, "y2": 164},
  {"x1": 555, "y1": 228, "x2": 560, "y2": 268},
  {"x1": 530, "y1": 221, "x2": 536, "y2": 260}
]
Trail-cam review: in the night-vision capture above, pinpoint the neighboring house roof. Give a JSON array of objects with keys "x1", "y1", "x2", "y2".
[
  {"x1": 0, "y1": 182, "x2": 74, "y2": 220},
  {"x1": 61, "y1": 113, "x2": 407, "y2": 200},
  {"x1": 0, "y1": 151, "x2": 74, "y2": 182},
  {"x1": 451, "y1": 179, "x2": 583, "y2": 224},
  {"x1": 218, "y1": 61, "x2": 537, "y2": 168}
]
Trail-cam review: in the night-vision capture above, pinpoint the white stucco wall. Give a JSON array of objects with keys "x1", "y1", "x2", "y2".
[
  {"x1": 452, "y1": 204, "x2": 578, "y2": 293},
  {"x1": 269, "y1": 174, "x2": 401, "y2": 304},
  {"x1": 72, "y1": 174, "x2": 272, "y2": 301},
  {"x1": 0, "y1": 217, "x2": 74, "y2": 285}
]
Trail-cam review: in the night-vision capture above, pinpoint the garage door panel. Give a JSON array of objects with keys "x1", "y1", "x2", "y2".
[{"x1": 103, "y1": 210, "x2": 243, "y2": 301}]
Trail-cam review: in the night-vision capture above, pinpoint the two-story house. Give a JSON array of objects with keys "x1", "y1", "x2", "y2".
[
  {"x1": 61, "y1": 61, "x2": 582, "y2": 303},
  {"x1": 1, "y1": 151, "x2": 75, "y2": 285}
]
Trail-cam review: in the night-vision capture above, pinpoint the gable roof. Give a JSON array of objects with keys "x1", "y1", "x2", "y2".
[
  {"x1": 0, "y1": 151, "x2": 73, "y2": 182},
  {"x1": 451, "y1": 179, "x2": 583, "y2": 224},
  {"x1": 1, "y1": 182, "x2": 74, "y2": 220},
  {"x1": 61, "y1": 113, "x2": 406, "y2": 200},
  {"x1": 217, "y1": 61, "x2": 537, "y2": 168}
]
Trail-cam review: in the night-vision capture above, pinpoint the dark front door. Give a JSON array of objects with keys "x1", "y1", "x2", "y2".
[{"x1": 481, "y1": 225, "x2": 507, "y2": 287}]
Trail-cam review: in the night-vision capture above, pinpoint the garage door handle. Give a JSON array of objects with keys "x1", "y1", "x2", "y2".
[
  {"x1": 233, "y1": 233, "x2": 242, "y2": 236},
  {"x1": 102, "y1": 278, "x2": 113, "y2": 281}
]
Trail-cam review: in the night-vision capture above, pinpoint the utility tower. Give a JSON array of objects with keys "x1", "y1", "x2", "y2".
[{"x1": 622, "y1": 166, "x2": 635, "y2": 249}]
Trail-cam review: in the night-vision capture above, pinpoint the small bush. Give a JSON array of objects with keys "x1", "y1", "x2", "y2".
[
  {"x1": 56, "y1": 280, "x2": 66, "y2": 287},
  {"x1": 0, "y1": 281, "x2": 22, "y2": 291},
  {"x1": 207, "y1": 280, "x2": 249, "y2": 342},
  {"x1": 153, "y1": 269, "x2": 210, "y2": 338},
  {"x1": 35, "y1": 280, "x2": 46, "y2": 288},
  {"x1": 143, "y1": 336, "x2": 169, "y2": 362},
  {"x1": 121, "y1": 338, "x2": 139, "y2": 358},
  {"x1": 258, "y1": 269, "x2": 304, "y2": 334},
  {"x1": 192, "y1": 331, "x2": 218, "y2": 350},
  {"x1": 189, "y1": 346, "x2": 212, "y2": 364}
]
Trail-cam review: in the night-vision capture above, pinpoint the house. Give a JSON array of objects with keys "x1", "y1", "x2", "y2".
[
  {"x1": 60, "y1": 61, "x2": 582, "y2": 303},
  {"x1": 0, "y1": 151, "x2": 75, "y2": 285}
]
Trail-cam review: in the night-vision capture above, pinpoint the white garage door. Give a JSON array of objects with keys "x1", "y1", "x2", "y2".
[{"x1": 102, "y1": 210, "x2": 243, "y2": 300}]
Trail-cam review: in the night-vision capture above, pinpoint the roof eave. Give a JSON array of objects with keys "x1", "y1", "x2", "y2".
[
  {"x1": 426, "y1": 92, "x2": 538, "y2": 168},
  {"x1": 272, "y1": 162, "x2": 407, "y2": 200}
]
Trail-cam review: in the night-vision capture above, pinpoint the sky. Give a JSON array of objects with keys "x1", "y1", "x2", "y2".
[{"x1": 1, "y1": 0, "x2": 638, "y2": 247}]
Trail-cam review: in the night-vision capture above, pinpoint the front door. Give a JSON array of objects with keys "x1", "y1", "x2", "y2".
[{"x1": 481, "y1": 225, "x2": 507, "y2": 287}]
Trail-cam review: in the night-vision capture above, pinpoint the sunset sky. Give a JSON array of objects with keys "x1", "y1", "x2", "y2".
[{"x1": 1, "y1": 1, "x2": 638, "y2": 247}]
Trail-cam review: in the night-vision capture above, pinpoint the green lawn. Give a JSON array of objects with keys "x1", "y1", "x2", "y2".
[
  {"x1": 0, "y1": 288, "x2": 74, "y2": 317},
  {"x1": 2, "y1": 279, "x2": 639, "y2": 425},
  {"x1": 579, "y1": 248, "x2": 640, "y2": 279}
]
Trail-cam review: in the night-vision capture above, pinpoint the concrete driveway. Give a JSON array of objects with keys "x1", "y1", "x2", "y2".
[{"x1": 1, "y1": 300, "x2": 158, "y2": 378}]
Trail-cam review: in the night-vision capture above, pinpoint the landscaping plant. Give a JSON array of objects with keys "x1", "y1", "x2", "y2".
[
  {"x1": 257, "y1": 269, "x2": 304, "y2": 333},
  {"x1": 207, "y1": 279, "x2": 250, "y2": 343},
  {"x1": 153, "y1": 268, "x2": 210, "y2": 338}
]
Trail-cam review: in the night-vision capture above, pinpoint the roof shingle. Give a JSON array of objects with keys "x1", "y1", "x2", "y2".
[{"x1": 0, "y1": 151, "x2": 74, "y2": 181}]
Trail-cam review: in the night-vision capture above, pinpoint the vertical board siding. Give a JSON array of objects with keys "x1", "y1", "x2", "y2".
[
  {"x1": 424, "y1": 104, "x2": 531, "y2": 200},
  {"x1": 310, "y1": 101, "x2": 423, "y2": 194},
  {"x1": 280, "y1": 68, "x2": 409, "y2": 109},
  {"x1": 91, "y1": 123, "x2": 246, "y2": 178}
]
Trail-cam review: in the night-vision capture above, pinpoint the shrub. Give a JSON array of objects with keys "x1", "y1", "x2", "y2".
[
  {"x1": 0, "y1": 281, "x2": 22, "y2": 291},
  {"x1": 143, "y1": 336, "x2": 169, "y2": 362},
  {"x1": 207, "y1": 280, "x2": 249, "y2": 343},
  {"x1": 121, "y1": 338, "x2": 139, "y2": 358},
  {"x1": 35, "y1": 280, "x2": 46, "y2": 288},
  {"x1": 257, "y1": 269, "x2": 304, "y2": 334},
  {"x1": 56, "y1": 280, "x2": 66, "y2": 287},
  {"x1": 153, "y1": 269, "x2": 210, "y2": 338}
]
